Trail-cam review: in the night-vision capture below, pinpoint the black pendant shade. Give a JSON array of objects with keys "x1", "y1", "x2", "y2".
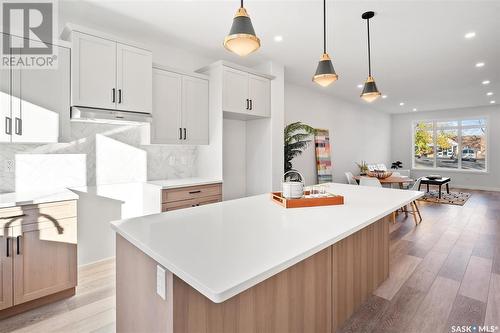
[
  {"x1": 361, "y1": 76, "x2": 381, "y2": 102},
  {"x1": 313, "y1": 53, "x2": 338, "y2": 87},
  {"x1": 313, "y1": 0, "x2": 338, "y2": 87},
  {"x1": 360, "y1": 11, "x2": 381, "y2": 102},
  {"x1": 224, "y1": 3, "x2": 260, "y2": 57}
]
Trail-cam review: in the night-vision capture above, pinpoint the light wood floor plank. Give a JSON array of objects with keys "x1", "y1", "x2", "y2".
[
  {"x1": 406, "y1": 276, "x2": 460, "y2": 333},
  {"x1": 459, "y1": 256, "x2": 492, "y2": 303},
  {"x1": 485, "y1": 273, "x2": 500, "y2": 327},
  {"x1": 374, "y1": 254, "x2": 422, "y2": 301},
  {"x1": 405, "y1": 250, "x2": 448, "y2": 292},
  {"x1": 11, "y1": 297, "x2": 115, "y2": 333}
]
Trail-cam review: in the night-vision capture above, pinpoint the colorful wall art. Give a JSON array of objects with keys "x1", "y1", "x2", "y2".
[{"x1": 314, "y1": 129, "x2": 332, "y2": 183}]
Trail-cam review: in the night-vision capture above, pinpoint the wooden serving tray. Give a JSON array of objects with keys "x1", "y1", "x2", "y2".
[{"x1": 271, "y1": 191, "x2": 344, "y2": 208}]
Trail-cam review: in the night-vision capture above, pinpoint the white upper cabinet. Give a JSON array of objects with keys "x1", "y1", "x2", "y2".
[
  {"x1": 151, "y1": 67, "x2": 209, "y2": 145},
  {"x1": 12, "y1": 45, "x2": 71, "y2": 143},
  {"x1": 182, "y1": 76, "x2": 209, "y2": 145},
  {"x1": 248, "y1": 75, "x2": 271, "y2": 117},
  {"x1": 222, "y1": 67, "x2": 271, "y2": 118},
  {"x1": 69, "y1": 28, "x2": 152, "y2": 113},
  {"x1": 151, "y1": 69, "x2": 182, "y2": 144},
  {"x1": 116, "y1": 44, "x2": 152, "y2": 113},
  {"x1": 223, "y1": 68, "x2": 248, "y2": 113},
  {"x1": 72, "y1": 32, "x2": 116, "y2": 110},
  {"x1": 1, "y1": 34, "x2": 71, "y2": 144}
]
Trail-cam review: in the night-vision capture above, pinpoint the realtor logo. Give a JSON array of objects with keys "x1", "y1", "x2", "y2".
[{"x1": 1, "y1": 0, "x2": 58, "y2": 68}]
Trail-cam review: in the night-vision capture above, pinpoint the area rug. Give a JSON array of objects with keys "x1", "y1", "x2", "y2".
[{"x1": 418, "y1": 191, "x2": 471, "y2": 205}]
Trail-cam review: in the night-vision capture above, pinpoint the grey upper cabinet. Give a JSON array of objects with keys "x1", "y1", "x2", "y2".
[
  {"x1": 1, "y1": 34, "x2": 71, "y2": 143},
  {"x1": 70, "y1": 30, "x2": 152, "y2": 113},
  {"x1": 151, "y1": 67, "x2": 209, "y2": 145},
  {"x1": 222, "y1": 67, "x2": 271, "y2": 118}
]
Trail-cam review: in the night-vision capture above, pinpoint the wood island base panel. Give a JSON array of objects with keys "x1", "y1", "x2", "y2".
[{"x1": 116, "y1": 215, "x2": 390, "y2": 333}]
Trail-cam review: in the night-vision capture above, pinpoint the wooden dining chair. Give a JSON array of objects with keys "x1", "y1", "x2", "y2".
[{"x1": 402, "y1": 177, "x2": 423, "y2": 225}]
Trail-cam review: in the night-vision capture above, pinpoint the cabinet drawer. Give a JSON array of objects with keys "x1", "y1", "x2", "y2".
[
  {"x1": 162, "y1": 184, "x2": 222, "y2": 204},
  {"x1": 162, "y1": 195, "x2": 222, "y2": 212},
  {"x1": 0, "y1": 200, "x2": 77, "y2": 229}
]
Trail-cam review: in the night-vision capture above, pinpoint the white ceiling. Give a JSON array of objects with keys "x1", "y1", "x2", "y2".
[{"x1": 60, "y1": 0, "x2": 500, "y2": 114}]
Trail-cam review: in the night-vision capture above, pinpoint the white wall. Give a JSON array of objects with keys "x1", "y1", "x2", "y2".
[
  {"x1": 391, "y1": 105, "x2": 500, "y2": 191},
  {"x1": 285, "y1": 83, "x2": 392, "y2": 186},
  {"x1": 223, "y1": 119, "x2": 247, "y2": 200}
]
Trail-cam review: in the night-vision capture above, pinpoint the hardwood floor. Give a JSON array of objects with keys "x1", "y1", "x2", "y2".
[
  {"x1": 340, "y1": 189, "x2": 500, "y2": 333},
  {"x1": 0, "y1": 259, "x2": 116, "y2": 333},
  {"x1": 1, "y1": 189, "x2": 498, "y2": 333}
]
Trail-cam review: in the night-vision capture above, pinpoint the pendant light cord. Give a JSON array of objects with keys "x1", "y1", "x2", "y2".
[
  {"x1": 323, "y1": 0, "x2": 326, "y2": 54},
  {"x1": 241, "y1": 0, "x2": 243, "y2": 8},
  {"x1": 367, "y1": 18, "x2": 372, "y2": 76}
]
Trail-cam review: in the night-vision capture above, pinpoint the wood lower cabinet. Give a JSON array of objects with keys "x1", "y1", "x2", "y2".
[
  {"x1": 116, "y1": 215, "x2": 391, "y2": 333},
  {"x1": 0, "y1": 233, "x2": 13, "y2": 310},
  {"x1": 161, "y1": 183, "x2": 222, "y2": 212},
  {"x1": 0, "y1": 200, "x2": 77, "y2": 319}
]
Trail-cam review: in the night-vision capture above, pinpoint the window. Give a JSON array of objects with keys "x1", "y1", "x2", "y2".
[{"x1": 413, "y1": 118, "x2": 487, "y2": 171}]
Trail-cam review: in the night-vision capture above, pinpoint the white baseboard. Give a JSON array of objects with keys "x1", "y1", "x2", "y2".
[
  {"x1": 451, "y1": 184, "x2": 500, "y2": 192},
  {"x1": 78, "y1": 256, "x2": 115, "y2": 269}
]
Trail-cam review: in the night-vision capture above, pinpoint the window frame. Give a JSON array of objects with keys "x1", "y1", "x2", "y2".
[{"x1": 411, "y1": 116, "x2": 488, "y2": 173}]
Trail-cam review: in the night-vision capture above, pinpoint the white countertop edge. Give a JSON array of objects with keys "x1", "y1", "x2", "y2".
[
  {"x1": 111, "y1": 191, "x2": 424, "y2": 303},
  {"x1": 0, "y1": 189, "x2": 79, "y2": 209},
  {"x1": 147, "y1": 178, "x2": 222, "y2": 190}
]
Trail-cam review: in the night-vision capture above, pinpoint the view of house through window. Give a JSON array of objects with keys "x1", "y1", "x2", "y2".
[{"x1": 413, "y1": 118, "x2": 487, "y2": 171}]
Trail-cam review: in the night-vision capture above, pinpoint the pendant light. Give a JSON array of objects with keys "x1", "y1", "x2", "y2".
[
  {"x1": 360, "y1": 11, "x2": 382, "y2": 102},
  {"x1": 313, "y1": 0, "x2": 338, "y2": 87},
  {"x1": 224, "y1": 0, "x2": 261, "y2": 57}
]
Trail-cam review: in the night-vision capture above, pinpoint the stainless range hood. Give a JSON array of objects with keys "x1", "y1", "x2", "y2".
[{"x1": 71, "y1": 107, "x2": 152, "y2": 125}]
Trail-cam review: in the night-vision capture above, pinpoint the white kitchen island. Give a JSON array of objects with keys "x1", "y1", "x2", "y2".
[{"x1": 111, "y1": 183, "x2": 423, "y2": 333}]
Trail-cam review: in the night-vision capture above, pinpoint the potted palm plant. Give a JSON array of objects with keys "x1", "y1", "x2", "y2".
[{"x1": 284, "y1": 122, "x2": 316, "y2": 180}]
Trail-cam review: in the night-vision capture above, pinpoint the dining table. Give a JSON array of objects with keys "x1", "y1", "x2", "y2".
[{"x1": 353, "y1": 175, "x2": 414, "y2": 189}]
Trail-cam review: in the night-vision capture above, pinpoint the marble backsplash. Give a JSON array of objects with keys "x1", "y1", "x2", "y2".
[{"x1": 0, "y1": 122, "x2": 197, "y2": 193}]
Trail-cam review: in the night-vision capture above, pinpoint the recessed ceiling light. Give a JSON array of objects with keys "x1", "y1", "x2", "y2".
[
  {"x1": 464, "y1": 32, "x2": 476, "y2": 39},
  {"x1": 487, "y1": 92, "x2": 494, "y2": 96},
  {"x1": 399, "y1": 102, "x2": 405, "y2": 106},
  {"x1": 482, "y1": 80, "x2": 490, "y2": 85},
  {"x1": 382, "y1": 95, "x2": 388, "y2": 99},
  {"x1": 357, "y1": 84, "x2": 363, "y2": 88},
  {"x1": 475, "y1": 62, "x2": 485, "y2": 68},
  {"x1": 490, "y1": 100, "x2": 496, "y2": 104},
  {"x1": 412, "y1": 108, "x2": 417, "y2": 112},
  {"x1": 273, "y1": 35, "x2": 283, "y2": 42}
]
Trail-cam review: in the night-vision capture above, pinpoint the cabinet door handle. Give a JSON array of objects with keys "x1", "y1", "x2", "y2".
[
  {"x1": 5, "y1": 117, "x2": 12, "y2": 135},
  {"x1": 118, "y1": 89, "x2": 122, "y2": 104},
  {"x1": 179, "y1": 128, "x2": 182, "y2": 140},
  {"x1": 16, "y1": 236, "x2": 21, "y2": 255},
  {"x1": 112, "y1": 88, "x2": 116, "y2": 103},
  {"x1": 249, "y1": 99, "x2": 253, "y2": 110},
  {"x1": 189, "y1": 190, "x2": 201, "y2": 194},
  {"x1": 15, "y1": 117, "x2": 22, "y2": 135},
  {"x1": 6, "y1": 237, "x2": 10, "y2": 257},
  {"x1": 183, "y1": 128, "x2": 187, "y2": 140},
  {"x1": 246, "y1": 99, "x2": 249, "y2": 110}
]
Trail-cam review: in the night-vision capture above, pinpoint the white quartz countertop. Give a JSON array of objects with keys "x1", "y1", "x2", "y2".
[
  {"x1": 111, "y1": 183, "x2": 423, "y2": 303},
  {"x1": 147, "y1": 177, "x2": 222, "y2": 189},
  {"x1": 0, "y1": 189, "x2": 79, "y2": 209}
]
